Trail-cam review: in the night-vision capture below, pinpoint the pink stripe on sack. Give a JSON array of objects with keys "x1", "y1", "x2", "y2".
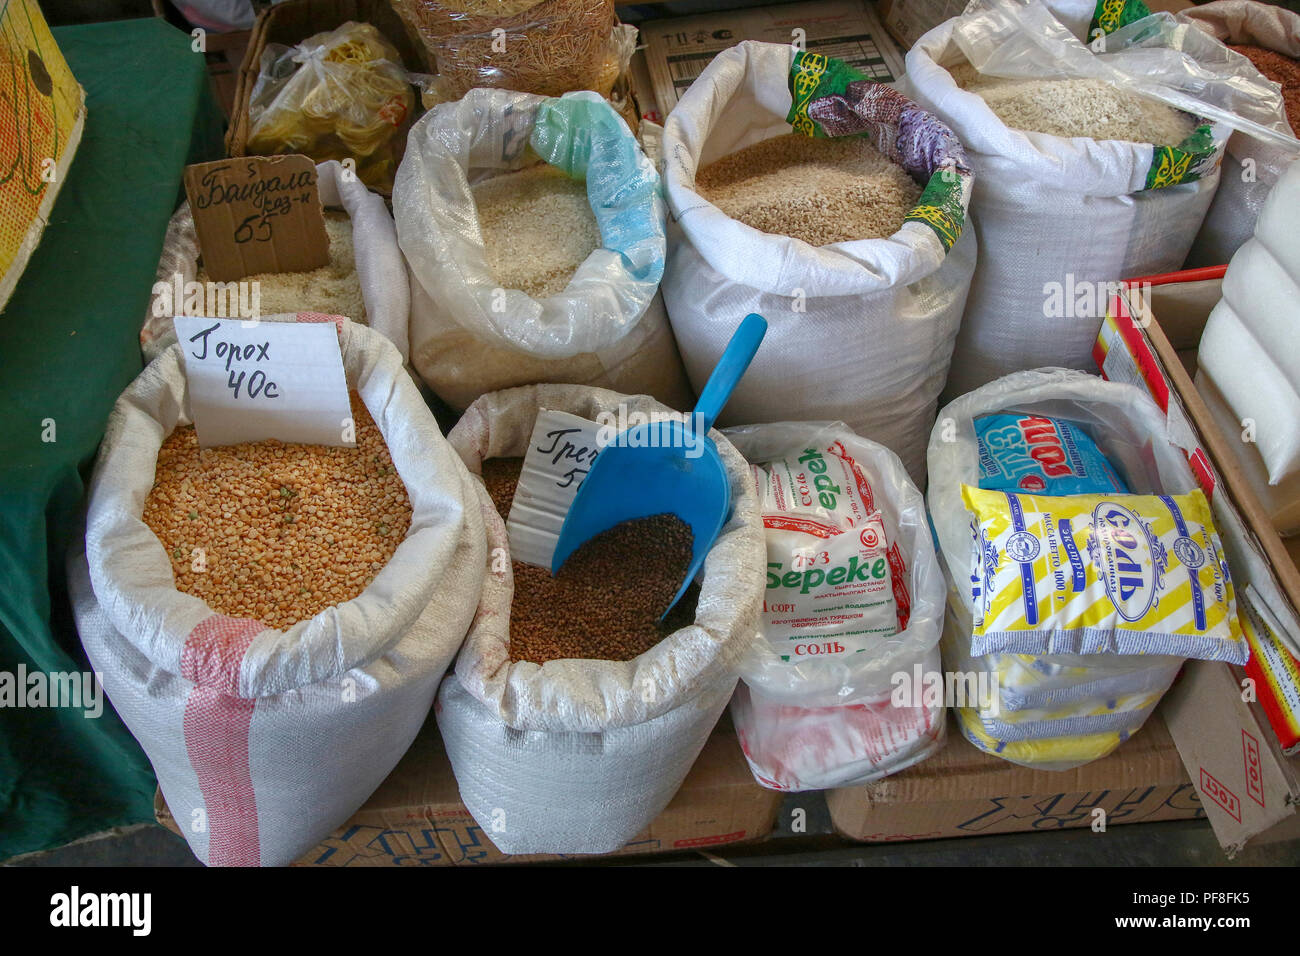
[
  {"x1": 296, "y1": 312, "x2": 346, "y2": 333},
  {"x1": 181, "y1": 615, "x2": 263, "y2": 867}
]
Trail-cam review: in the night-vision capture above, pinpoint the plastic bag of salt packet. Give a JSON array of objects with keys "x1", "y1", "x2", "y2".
[
  {"x1": 751, "y1": 445, "x2": 900, "y2": 659},
  {"x1": 963, "y1": 485, "x2": 1248, "y2": 664}
]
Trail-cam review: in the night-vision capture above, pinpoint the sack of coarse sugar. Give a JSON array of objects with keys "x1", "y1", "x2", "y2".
[
  {"x1": 395, "y1": 89, "x2": 692, "y2": 414},
  {"x1": 903, "y1": 0, "x2": 1292, "y2": 397},
  {"x1": 721, "y1": 422, "x2": 946, "y2": 791},
  {"x1": 439, "y1": 384, "x2": 765, "y2": 855},
  {"x1": 140, "y1": 160, "x2": 411, "y2": 363},
  {"x1": 70, "y1": 320, "x2": 485, "y2": 866},
  {"x1": 661, "y1": 42, "x2": 977, "y2": 484}
]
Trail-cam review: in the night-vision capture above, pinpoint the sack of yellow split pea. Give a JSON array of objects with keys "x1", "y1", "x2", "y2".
[{"x1": 962, "y1": 485, "x2": 1248, "y2": 664}]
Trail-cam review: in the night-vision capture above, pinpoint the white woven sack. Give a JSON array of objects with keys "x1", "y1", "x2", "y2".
[
  {"x1": 71, "y1": 320, "x2": 485, "y2": 866},
  {"x1": 395, "y1": 89, "x2": 693, "y2": 414},
  {"x1": 905, "y1": 2, "x2": 1228, "y2": 399},
  {"x1": 660, "y1": 41, "x2": 977, "y2": 485},
  {"x1": 1197, "y1": 162, "x2": 1300, "y2": 486},
  {"x1": 719, "y1": 421, "x2": 945, "y2": 790},
  {"x1": 1182, "y1": 0, "x2": 1300, "y2": 267},
  {"x1": 440, "y1": 384, "x2": 765, "y2": 855},
  {"x1": 140, "y1": 160, "x2": 410, "y2": 362}
]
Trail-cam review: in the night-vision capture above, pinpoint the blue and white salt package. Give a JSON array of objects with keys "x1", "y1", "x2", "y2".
[{"x1": 974, "y1": 414, "x2": 1127, "y2": 495}]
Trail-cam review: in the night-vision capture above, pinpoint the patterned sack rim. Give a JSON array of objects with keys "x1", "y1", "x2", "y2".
[
  {"x1": 1091, "y1": 0, "x2": 1219, "y2": 190},
  {"x1": 786, "y1": 50, "x2": 973, "y2": 253}
]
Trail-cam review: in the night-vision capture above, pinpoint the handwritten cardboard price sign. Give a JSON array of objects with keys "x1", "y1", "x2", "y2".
[
  {"x1": 173, "y1": 316, "x2": 355, "y2": 450},
  {"x1": 183, "y1": 154, "x2": 330, "y2": 282}
]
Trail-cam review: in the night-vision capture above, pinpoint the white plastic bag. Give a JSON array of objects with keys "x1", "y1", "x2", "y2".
[
  {"x1": 71, "y1": 320, "x2": 486, "y2": 866},
  {"x1": 926, "y1": 368, "x2": 1246, "y2": 767},
  {"x1": 661, "y1": 41, "x2": 977, "y2": 484},
  {"x1": 1181, "y1": 0, "x2": 1300, "y2": 267},
  {"x1": 1197, "y1": 162, "x2": 1300, "y2": 487},
  {"x1": 1196, "y1": 368, "x2": 1300, "y2": 536},
  {"x1": 395, "y1": 89, "x2": 693, "y2": 413},
  {"x1": 439, "y1": 384, "x2": 765, "y2": 855},
  {"x1": 721, "y1": 422, "x2": 946, "y2": 791},
  {"x1": 904, "y1": 0, "x2": 1250, "y2": 398},
  {"x1": 140, "y1": 160, "x2": 410, "y2": 362}
]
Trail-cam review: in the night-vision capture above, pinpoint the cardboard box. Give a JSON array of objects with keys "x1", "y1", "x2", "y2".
[
  {"x1": 0, "y1": 0, "x2": 86, "y2": 312},
  {"x1": 826, "y1": 713, "x2": 1201, "y2": 841},
  {"x1": 156, "y1": 718, "x2": 782, "y2": 866},
  {"x1": 1095, "y1": 269, "x2": 1300, "y2": 853},
  {"x1": 639, "y1": 0, "x2": 904, "y2": 115}
]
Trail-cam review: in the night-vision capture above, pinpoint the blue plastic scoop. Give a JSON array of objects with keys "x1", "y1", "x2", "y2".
[{"x1": 551, "y1": 313, "x2": 767, "y2": 618}]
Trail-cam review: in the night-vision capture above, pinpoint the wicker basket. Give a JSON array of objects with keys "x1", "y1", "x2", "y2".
[{"x1": 226, "y1": 0, "x2": 430, "y2": 158}]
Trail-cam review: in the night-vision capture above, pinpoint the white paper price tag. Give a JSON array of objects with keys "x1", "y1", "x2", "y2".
[
  {"x1": 505, "y1": 409, "x2": 602, "y2": 568},
  {"x1": 173, "y1": 316, "x2": 355, "y2": 449}
]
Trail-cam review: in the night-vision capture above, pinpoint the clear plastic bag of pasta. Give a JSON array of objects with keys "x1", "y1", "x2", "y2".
[{"x1": 247, "y1": 21, "x2": 415, "y2": 192}]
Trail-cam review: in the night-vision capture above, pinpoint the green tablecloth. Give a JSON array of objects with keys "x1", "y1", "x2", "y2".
[{"x1": 0, "y1": 17, "x2": 225, "y2": 859}]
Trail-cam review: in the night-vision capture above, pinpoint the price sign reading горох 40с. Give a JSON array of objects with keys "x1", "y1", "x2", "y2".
[{"x1": 173, "y1": 316, "x2": 355, "y2": 450}]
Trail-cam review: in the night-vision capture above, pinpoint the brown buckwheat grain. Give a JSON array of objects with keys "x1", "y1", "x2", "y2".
[{"x1": 481, "y1": 457, "x2": 700, "y2": 664}]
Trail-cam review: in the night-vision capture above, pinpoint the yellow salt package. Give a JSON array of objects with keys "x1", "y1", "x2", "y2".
[
  {"x1": 962, "y1": 486, "x2": 1248, "y2": 664},
  {"x1": 955, "y1": 706, "x2": 1134, "y2": 769}
]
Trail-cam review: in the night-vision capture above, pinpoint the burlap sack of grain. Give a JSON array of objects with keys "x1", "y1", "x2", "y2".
[
  {"x1": 722, "y1": 422, "x2": 947, "y2": 791},
  {"x1": 905, "y1": 0, "x2": 1295, "y2": 398},
  {"x1": 69, "y1": 321, "x2": 484, "y2": 867},
  {"x1": 395, "y1": 89, "x2": 693, "y2": 414},
  {"x1": 1180, "y1": 0, "x2": 1300, "y2": 267},
  {"x1": 661, "y1": 41, "x2": 977, "y2": 485},
  {"x1": 140, "y1": 160, "x2": 411, "y2": 362},
  {"x1": 438, "y1": 384, "x2": 765, "y2": 855}
]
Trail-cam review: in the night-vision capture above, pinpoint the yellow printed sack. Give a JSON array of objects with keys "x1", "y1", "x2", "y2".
[
  {"x1": 955, "y1": 706, "x2": 1134, "y2": 769},
  {"x1": 963, "y1": 487, "x2": 1247, "y2": 664}
]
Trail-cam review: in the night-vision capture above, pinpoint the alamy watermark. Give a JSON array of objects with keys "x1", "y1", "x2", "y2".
[
  {"x1": 890, "y1": 664, "x2": 1000, "y2": 715},
  {"x1": 0, "y1": 665, "x2": 102, "y2": 718},
  {"x1": 594, "y1": 406, "x2": 709, "y2": 460}
]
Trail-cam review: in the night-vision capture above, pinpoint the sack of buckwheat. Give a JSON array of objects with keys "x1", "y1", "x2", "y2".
[
  {"x1": 661, "y1": 42, "x2": 977, "y2": 484},
  {"x1": 438, "y1": 384, "x2": 765, "y2": 855},
  {"x1": 69, "y1": 319, "x2": 486, "y2": 867},
  {"x1": 394, "y1": 89, "x2": 693, "y2": 414}
]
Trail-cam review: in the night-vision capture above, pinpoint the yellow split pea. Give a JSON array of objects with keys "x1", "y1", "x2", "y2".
[{"x1": 142, "y1": 393, "x2": 412, "y2": 630}]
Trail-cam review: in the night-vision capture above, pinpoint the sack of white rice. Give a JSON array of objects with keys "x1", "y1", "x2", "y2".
[
  {"x1": 140, "y1": 160, "x2": 410, "y2": 362},
  {"x1": 395, "y1": 89, "x2": 693, "y2": 413},
  {"x1": 903, "y1": 0, "x2": 1285, "y2": 398},
  {"x1": 661, "y1": 42, "x2": 976, "y2": 483}
]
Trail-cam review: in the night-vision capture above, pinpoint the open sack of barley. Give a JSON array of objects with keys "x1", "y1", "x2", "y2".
[{"x1": 69, "y1": 318, "x2": 486, "y2": 866}]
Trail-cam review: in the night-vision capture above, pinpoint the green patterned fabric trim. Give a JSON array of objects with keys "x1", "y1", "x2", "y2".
[
  {"x1": 786, "y1": 50, "x2": 852, "y2": 137},
  {"x1": 1145, "y1": 122, "x2": 1217, "y2": 190},
  {"x1": 1091, "y1": 0, "x2": 1152, "y2": 37},
  {"x1": 784, "y1": 49, "x2": 973, "y2": 252},
  {"x1": 906, "y1": 175, "x2": 965, "y2": 251}
]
